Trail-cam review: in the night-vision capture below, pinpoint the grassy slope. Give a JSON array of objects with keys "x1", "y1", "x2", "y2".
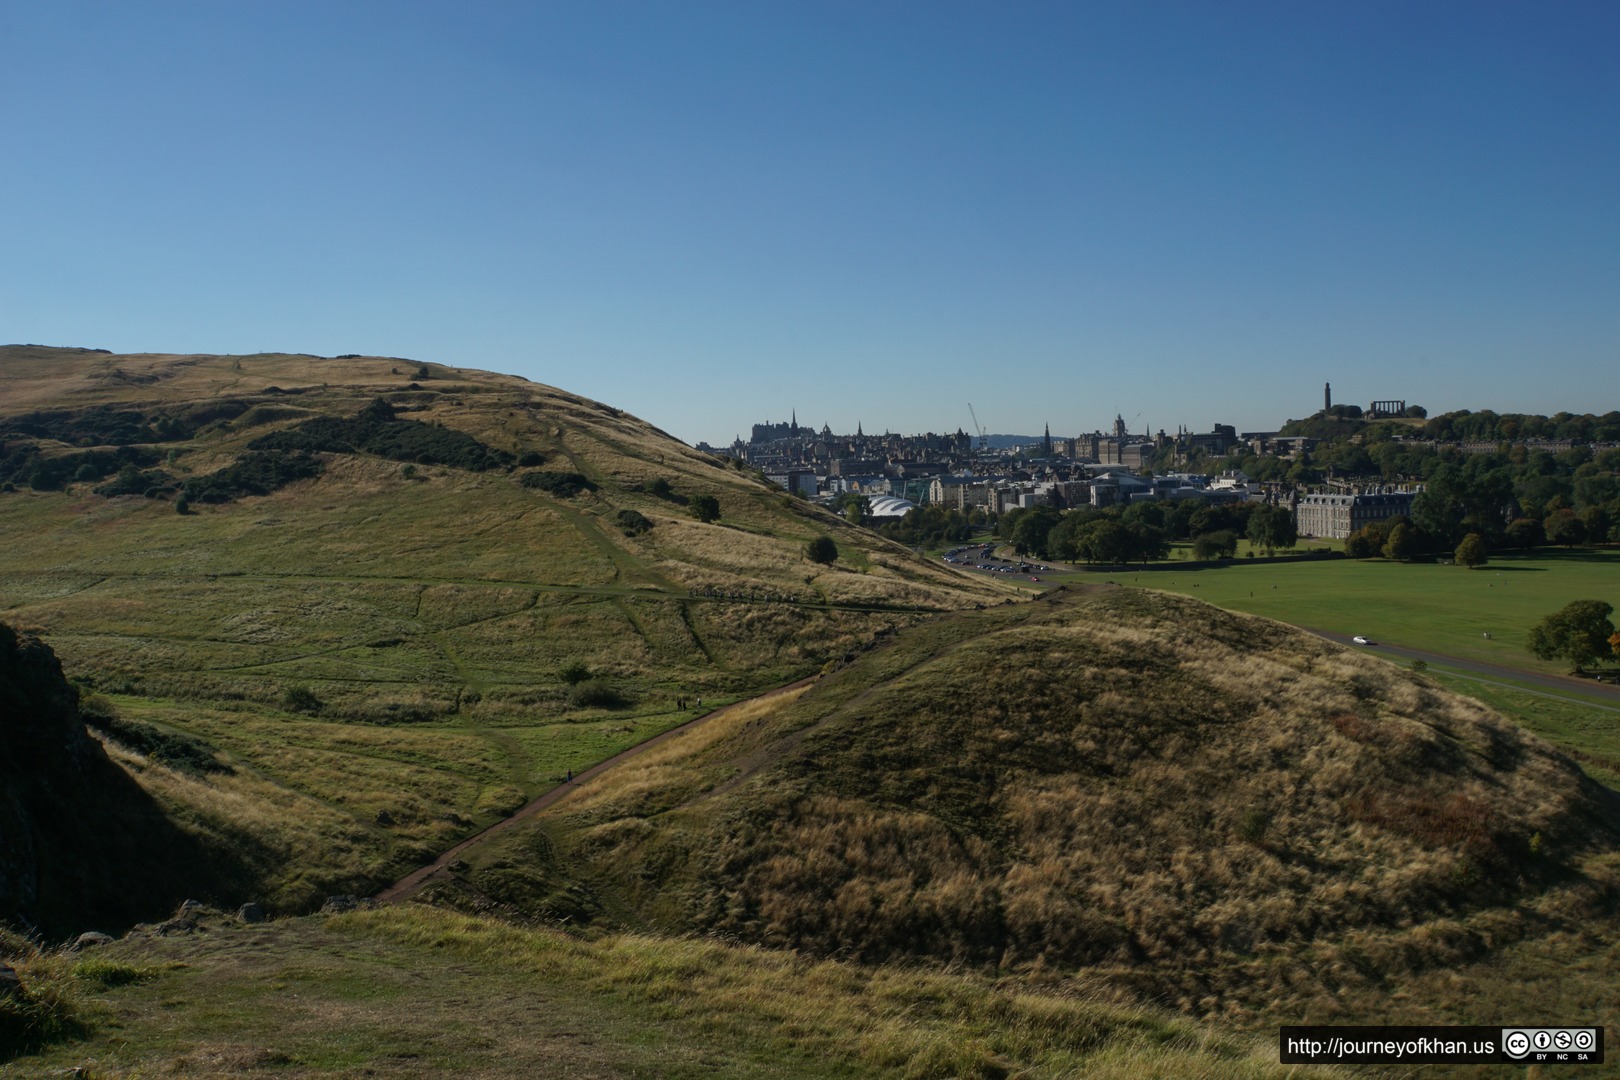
[
  {"x1": 1134, "y1": 549, "x2": 1620, "y2": 789},
  {"x1": 0, "y1": 347, "x2": 1014, "y2": 911},
  {"x1": 5, "y1": 905, "x2": 1292, "y2": 1079},
  {"x1": 506, "y1": 586, "x2": 1620, "y2": 1038}
]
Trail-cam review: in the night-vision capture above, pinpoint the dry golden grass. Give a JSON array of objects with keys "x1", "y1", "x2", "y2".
[{"x1": 520, "y1": 586, "x2": 1620, "y2": 1030}]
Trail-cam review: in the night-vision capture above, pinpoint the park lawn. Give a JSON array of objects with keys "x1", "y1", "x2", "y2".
[
  {"x1": 1134, "y1": 547, "x2": 1620, "y2": 675},
  {"x1": 1425, "y1": 670, "x2": 1620, "y2": 790}
]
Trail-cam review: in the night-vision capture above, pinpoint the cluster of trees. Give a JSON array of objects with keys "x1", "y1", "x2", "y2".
[
  {"x1": 1344, "y1": 476, "x2": 1615, "y2": 563},
  {"x1": 1214, "y1": 412, "x2": 1620, "y2": 523},
  {"x1": 3, "y1": 405, "x2": 182, "y2": 447},
  {"x1": 987, "y1": 499, "x2": 1299, "y2": 565},
  {"x1": 93, "y1": 462, "x2": 178, "y2": 499},
  {"x1": 1528, "y1": 600, "x2": 1617, "y2": 673},
  {"x1": 0, "y1": 443, "x2": 164, "y2": 492},
  {"x1": 252, "y1": 397, "x2": 515, "y2": 472},
  {"x1": 182, "y1": 450, "x2": 324, "y2": 504},
  {"x1": 875, "y1": 504, "x2": 982, "y2": 546}
]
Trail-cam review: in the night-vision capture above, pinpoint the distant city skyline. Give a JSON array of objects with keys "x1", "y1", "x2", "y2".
[{"x1": 4, "y1": 2, "x2": 1616, "y2": 448}]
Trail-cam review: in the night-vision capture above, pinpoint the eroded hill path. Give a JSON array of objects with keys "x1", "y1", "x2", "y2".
[{"x1": 375, "y1": 673, "x2": 819, "y2": 903}]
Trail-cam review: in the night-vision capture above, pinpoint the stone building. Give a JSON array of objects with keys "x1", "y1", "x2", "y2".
[{"x1": 1295, "y1": 491, "x2": 1417, "y2": 540}]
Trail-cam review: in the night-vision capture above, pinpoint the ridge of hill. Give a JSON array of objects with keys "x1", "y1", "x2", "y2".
[
  {"x1": 0, "y1": 346, "x2": 1013, "y2": 921},
  {"x1": 467, "y1": 586, "x2": 1620, "y2": 1030}
]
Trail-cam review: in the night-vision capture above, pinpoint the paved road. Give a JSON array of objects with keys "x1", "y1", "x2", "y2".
[
  {"x1": 375, "y1": 674, "x2": 818, "y2": 903},
  {"x1": 1304, "y1": 627, "x2": 1620, "y2": 711}
]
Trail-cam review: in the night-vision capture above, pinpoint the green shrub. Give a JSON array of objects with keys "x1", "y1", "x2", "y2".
[
  {"x1": 183, "y1": 450, "x2": 324, "y2": 504},
  {"x1": 568, "y1": 679, "x2": 630, "y2": 709},
  {"x1": 71, "y1": 956, "x2": 159, "y2": 990},
  {"x1": 82, "y1": 711, "x2": 230, "y2": 775},
  {"x1": 283, "y1": 686, "x2": 323, "y2": 715},
  {"x1": 559, "y1": 662, "x2": 591, "y2": 686},
  {"x1": 93, "y1": 463, "x2": 176, "y2": 498},
  {"x1": 521, "y1": 471, "x2": 595, "y2": 497},
  {"x1": 615, "y1": 509, "x2": 653, "y2": 536},
  {"x1": 251, "y1": 398, "x2": 514, "y2": 472},
  {"x1": 689, "y1": 494, "x2": 721, "y2": 523},
  {"x1": 806, "y1": 536, "x2": 838, "y2": 565}
]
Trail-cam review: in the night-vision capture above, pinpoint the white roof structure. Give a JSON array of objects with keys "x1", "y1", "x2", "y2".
[{"x1": 865, "y1": 495, "x2": 917, "y2": 518}]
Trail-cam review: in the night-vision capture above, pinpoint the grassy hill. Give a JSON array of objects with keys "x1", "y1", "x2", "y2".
[
  {"x1": 6, "y1": 345, "x2": 1619, "y2": 1073},
  {"x1": 484, "y1": 586, "x2": 1620, "y2": 1033},
  {"x1": 0, "y1": 346, "x2": 1013, "y2": 916}
]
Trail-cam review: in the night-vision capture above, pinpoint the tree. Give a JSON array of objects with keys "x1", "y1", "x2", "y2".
[
  {"x1": 1581, "y1": 505, "x2": 1611, "y2": 546},
  {"x1": 829, "y1": 492, "x2": 868, "y2": 525},
  {"x1": 1010, "y1": 505, "x2": 1061, "y2": 558},
  {"x1": 1344, "y1": 527, "x2": 1378, "y2": 559},
  {"x1": 1504, "y1": 517, "x2": 1543, "y2": 551},
  {"x1": 1246, "y1": 504, "x2": 1296, "y2": 556},
  {"x1": 1528, "y1": 600, "x2": 1616, "y2": 672},
  {"x1": 689, "y1": 495, "x2": 721, "y2": 523},
  {"x1": 1544, "y1": 509, "x2": 1587, "y2": 547},
  {"x1": 806, "y1": 536, "x2": 838, "y2": 565},
  {"x1": 1068, "y1": 518, "x2": 1134, "y2": 564},
  {"x1": 1383, "y1": 521, "x2": 1416, "y2": 562},
  {"x1": 1192, "y1": 529, "x2": 1238, "y2": 560},
  {"x1": 1454, "y1": 532, "x2": 1487, "y2": 568},
  {"x1": 1125, "y1": 522, "x2": 1170, "y2": 563}
]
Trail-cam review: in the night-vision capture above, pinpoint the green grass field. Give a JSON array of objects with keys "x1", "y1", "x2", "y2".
[{"x1": 1124, "y1": 547, "x2": 1619, "y2": 673}]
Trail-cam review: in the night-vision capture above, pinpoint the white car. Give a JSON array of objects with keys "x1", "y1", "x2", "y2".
[{"x1": 1352, "y1": 635, "x2": 1373, "y2": 645}]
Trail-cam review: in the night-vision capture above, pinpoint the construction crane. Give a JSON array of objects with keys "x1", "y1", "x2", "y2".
[{"x1": 968, "y1": 403, "x2": 988, "y2": 452}]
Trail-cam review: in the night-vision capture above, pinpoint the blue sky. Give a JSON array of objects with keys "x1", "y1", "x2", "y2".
[{"x1": 4, "y1": 2, "x2": 1616, "y2": 446}]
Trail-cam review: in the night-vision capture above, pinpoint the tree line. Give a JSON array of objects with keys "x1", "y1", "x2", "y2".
[{"x1": 989, "y1": 499, "x2": 1299, "y2": 565}]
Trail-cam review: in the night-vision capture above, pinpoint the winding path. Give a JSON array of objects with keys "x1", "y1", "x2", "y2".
[
  {"x1": 1304, "y1": 627, "x2": 1620, "y2": 710},
  {"x1": 375, "y1": 674, "x2": 817, "y2": 903}
]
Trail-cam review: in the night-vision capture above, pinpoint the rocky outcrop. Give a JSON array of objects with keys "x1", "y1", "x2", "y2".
[{"x1": 0, "y1": 623, "x2": 241, "y2": 939}]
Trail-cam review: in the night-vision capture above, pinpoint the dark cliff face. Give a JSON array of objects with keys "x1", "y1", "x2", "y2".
[{"x1": 0, "y1": 624, "x2": 232, "y2": 939}]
